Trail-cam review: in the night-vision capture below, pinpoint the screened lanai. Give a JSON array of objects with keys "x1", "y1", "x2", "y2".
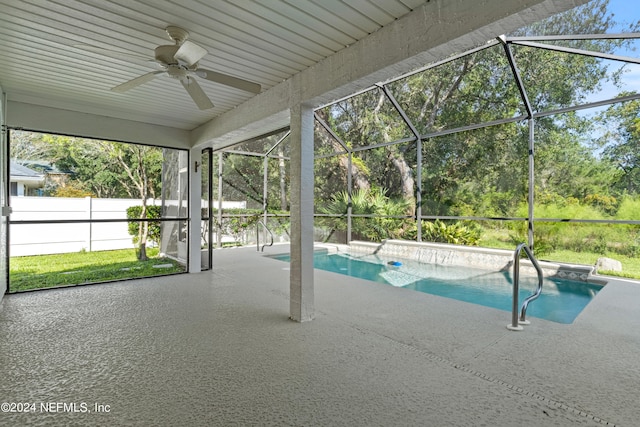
[
  {"x1": 3, "y1": 2, "x2": 640, "y2": 425},
  {"x1": 207, "y1": 13, "x2": 640, "y2": 283},
  {"x1": 3, "y1": 0, "x2": 638, "y2": 320}
]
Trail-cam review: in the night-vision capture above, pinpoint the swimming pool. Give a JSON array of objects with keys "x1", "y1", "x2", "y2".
[{"x1": 273, "y1": 251, "x2": 602, "y2": 324}]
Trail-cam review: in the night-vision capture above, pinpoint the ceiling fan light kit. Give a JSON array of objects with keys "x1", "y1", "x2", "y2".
[{"x1": 109, "y1": 26, "x2": 261, "y2": 110}]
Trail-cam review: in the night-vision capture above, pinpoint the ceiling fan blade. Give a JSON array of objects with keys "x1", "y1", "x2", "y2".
[
  {"x1": 111, "y1": 71, "x2": 163, "y2": 93},
  {"x1": 181, "y1": 77, "x2": 214, "y2": 110},
  {"x1": 175, "y1": 40, "x2": 208, "y2": 66},
  {"x1": 195, "y1": 69, "x2": 261, "y2": 94}
]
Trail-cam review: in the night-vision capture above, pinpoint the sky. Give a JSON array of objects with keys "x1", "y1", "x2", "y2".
[
  {"x1": 606, "y1": 0, "x2": 640, "y2": 32},
  {"x1": 578, "y1": 0, "x2": 640, "y2": 104}
]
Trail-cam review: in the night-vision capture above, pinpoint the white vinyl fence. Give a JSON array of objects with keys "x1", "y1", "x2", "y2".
[
  {"x1": 10, "y1": 197, "x2": 156, "y2": 256},
  {"x1": 10, "y1": 197, "x2": 248, "y2": 257}
]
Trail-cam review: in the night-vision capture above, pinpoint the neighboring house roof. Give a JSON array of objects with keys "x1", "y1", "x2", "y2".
[
  {"x1": 10, "y1": 162, "x2": 45, "y2": 183},
  {"x1": 18, "y1": 160, "x2": 70, "y2": 175}
]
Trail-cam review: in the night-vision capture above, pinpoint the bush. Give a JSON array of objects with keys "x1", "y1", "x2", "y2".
[
  {"x1": 126, "y1": 205, "x2": 161, "y2": 246},
  {"x1": 422, "y1": 220, "x2": 481, "y2": 246},
  {"x1": 54, "y1": 185, "x2": 95, "y2": 198},
  {"x1": 507, "y1": 198, "x2": 640, "y2": 257},
  {"x1": 583, "y1": 193, "x2": 618, "y2": 215},
  {"x1": 615, "y1": 195, "x2": 640, "y2": 220},
  {"x1": 318, "y1": 187, "x2": 412, "y2": 242},
  {"x1": 211, "y1": 208, "x2": 263, "y2": 243}
]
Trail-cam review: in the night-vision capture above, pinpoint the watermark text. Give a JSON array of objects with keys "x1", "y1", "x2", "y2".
[{"x1": 1, "y1": 402, "x2": 111, "y2": 414}]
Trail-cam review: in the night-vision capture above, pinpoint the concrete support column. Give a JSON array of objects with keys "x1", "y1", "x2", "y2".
[
  {"x1": 289, "y1": 103, "x2": 315, "y2": 322},
  {"x1": 189, "y1": 147, "x2": 202, "y2": 273}
]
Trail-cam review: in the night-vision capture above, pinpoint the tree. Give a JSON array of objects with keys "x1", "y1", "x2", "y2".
[
  {"x1": 221, "y1": 153, "x2": 264, "y2": 208},
  {"x1": 43, "y1": 136, "x2": 162, "y2": 260},
  {"x1": 47, "y1": 136, "x2": 162, "y2": 201},
  {"x1": 104, "y1": 142, "x2": 161, "y2": 260},
  {"x1": 315, "y1": 0, "x2": 639, "y2": 226},
  {"x1": 598, "y1": 98, "x2": 640, "y2": 193},
  {"x1": 315, "y1": 107, "x2": 371, "y2": 193},
  {"x1": 9, "y1": 131, "x2": 50, "y2": 162},
  {"x1": 9, "y1": 131, "x2": 165, "y2": 260},
  {"x1": 44, "y1": 135, "x2": 119, "y2": 198},
  {"x1": 276, "y1": 144, "x2": 288, "y2": 210}
]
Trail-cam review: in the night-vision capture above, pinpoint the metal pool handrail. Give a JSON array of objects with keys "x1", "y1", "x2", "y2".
[
  {"x1": 256, "y1": 220, "x2": 274, "y2": 252},
  {"x1": 507, "y1": 243, "x2": 544, "y2": 331}
]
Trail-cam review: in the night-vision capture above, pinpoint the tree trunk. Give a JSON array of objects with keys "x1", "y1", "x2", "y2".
[
  {"x1": 278, "y1": 145, "x2": 288, "y2": 210},
  {"x1": 137, "y1": 201, "x2": 149, "y2": 261},
  {"x1": 390, "y1": 152, "x2": 416, "y2": 216},
  {"x1": 315, "y1": 109, "x2": 371, "y2": 191},
  {"x1": 372, "y1": 91, "x2": 415, "y2": 215}
]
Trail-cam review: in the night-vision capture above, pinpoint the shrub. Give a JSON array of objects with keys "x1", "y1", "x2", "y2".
[
  {"x1": 507, "y1": 197, "x2": 640, "y2": 257},
  {"x1": 54, "y1": 185, "x2": 95, "y2": 198},
  {"x1": 615, "y1": 195, "x2": 640, "y2": 220},
  {"x1": 422, "y1": 220, "x2": 481, "y2": 246},
  {"x1": 318, "y1": 187, "x2": 412, "y2": 242},
  {"x1": 583, "y1": 193, "x2": 618, "y2": 215},
  {"x1": 126, "y1": 205, "x2": 161, "y2": 246},
  {"x1": 211, "y1": 208, "x2": 263, "y2": 243}
]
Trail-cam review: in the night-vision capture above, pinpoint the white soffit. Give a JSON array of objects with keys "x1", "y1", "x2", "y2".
[{"x1": 0, "y1": 0, "x2": 427, "y2": 131}]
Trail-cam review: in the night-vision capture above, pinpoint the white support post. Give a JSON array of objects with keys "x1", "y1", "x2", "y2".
[
  {"x1": 289, "y1": 103, "x2": 315, "y2": 322},
  {"x1": 189, "y1": 147, "x2": 202, "y2": 273},
  {"x1": 1, "y1": 87, "x2": 7, "y2": 297}
]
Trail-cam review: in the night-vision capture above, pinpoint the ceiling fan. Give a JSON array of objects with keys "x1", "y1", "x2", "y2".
[{"x1": 110, "y1": 26, "x2": 261, "y2": 110}]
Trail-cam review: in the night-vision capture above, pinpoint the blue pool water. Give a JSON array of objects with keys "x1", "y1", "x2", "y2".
[{"x1": 273, "y1": 251, "x2": 602, "y2": 324}]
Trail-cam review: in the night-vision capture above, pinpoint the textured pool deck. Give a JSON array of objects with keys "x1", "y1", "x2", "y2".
[{"x1": 1, "y1": 243, "x2": 639, "y2": 426}]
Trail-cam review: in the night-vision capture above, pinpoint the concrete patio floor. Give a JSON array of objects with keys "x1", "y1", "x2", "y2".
[{"x1": 0, "y1": 243, "x2": 639, "y2": 426}]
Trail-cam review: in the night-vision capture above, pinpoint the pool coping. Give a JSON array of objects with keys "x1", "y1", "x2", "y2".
[{"x1": 319, "y1": 239, "x2": 608, "y2": 286}]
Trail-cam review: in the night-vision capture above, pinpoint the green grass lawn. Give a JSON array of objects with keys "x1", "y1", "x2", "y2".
[
  {"x1": 541, "y1": 250, "x2": 640, "y2": 280},
  {"x1": 9, "y1": 248, "x2": 185, "y2": 292},
  {"x1": 481, "y1": 229, "x2": 640, "y2": 280}
]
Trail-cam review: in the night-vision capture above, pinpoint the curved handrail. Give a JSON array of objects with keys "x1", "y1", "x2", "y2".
[
  {"x1": 256, "y1": 220, "x2": 274, "y2": 252},
  {"x1": 507, "y1": 243, "x2": 544, "y2": 331}
]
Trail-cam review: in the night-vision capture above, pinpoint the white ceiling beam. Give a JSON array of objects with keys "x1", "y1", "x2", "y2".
[{"x1": 7, "y1": 101, "x2": 190, "y2": 149}]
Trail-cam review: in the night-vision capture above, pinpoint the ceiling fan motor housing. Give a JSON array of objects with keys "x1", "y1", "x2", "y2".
[{"x1": 154, "y1": 45, "x2": 180, "y2": 65}]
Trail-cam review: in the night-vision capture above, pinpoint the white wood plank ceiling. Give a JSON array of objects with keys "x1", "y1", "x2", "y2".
[{"x1": 0, "y1": 0, "x2": 428, "y2": 131}]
